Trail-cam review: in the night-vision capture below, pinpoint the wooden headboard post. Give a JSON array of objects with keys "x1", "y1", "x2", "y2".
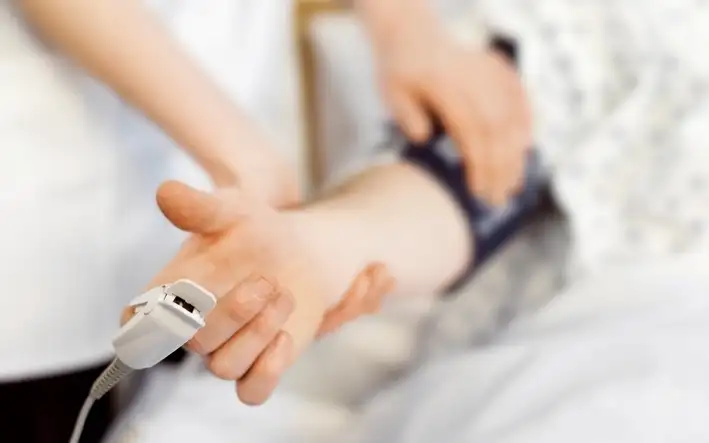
[{"x1": 294, "y1": 0, "x2": 351, "y2": 188}]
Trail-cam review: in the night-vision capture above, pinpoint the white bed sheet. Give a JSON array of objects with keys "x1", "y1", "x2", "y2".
[{"x1": 342, "y1": 253, "x2": 709, "y2": 443}]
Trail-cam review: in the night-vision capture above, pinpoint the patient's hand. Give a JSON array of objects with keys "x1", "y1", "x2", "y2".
[{"x1": 123, "y1": 181, "x2": 392, "y2": 405}]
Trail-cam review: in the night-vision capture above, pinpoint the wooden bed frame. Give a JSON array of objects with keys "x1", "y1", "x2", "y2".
[{"x1": 294, "y1": 0, "x2": 352, "y2": 187}]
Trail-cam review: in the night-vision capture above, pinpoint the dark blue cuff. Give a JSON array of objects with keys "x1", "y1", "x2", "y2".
[
  {"x1": 402, "y1": 146, "x2": 547, "y2": 293},
  {"x1": 395, "y1": 34, "x2": 549, "y2": 293}
]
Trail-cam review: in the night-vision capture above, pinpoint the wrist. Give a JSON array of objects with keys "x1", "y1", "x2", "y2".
[
  {"x1": 198, "y1": 138, "x2": 300, "y2": 207},
  {"x1": 202, "y1": 157, "x2": 239, "y2": 188}
]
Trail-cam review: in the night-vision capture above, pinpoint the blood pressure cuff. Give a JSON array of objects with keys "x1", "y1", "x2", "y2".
[{"x1": 397, "y1": 35, "x2": 549, "y2": 293}]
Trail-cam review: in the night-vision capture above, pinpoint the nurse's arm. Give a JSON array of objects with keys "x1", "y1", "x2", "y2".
[
  {"x1": 18, "y1": 0, "x2": 292, "y2": 202},
  {"x1": 355, "y1": 0, "x2": 436, "y2": 45}
]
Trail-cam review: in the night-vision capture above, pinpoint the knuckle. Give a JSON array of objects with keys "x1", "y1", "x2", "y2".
[
  {"x1": 224, "y1": 294, "x2": 258, "y2": 324},
  {"x1": 250, "y1": 309, "x2": 280, "y2": 337},
  {"x1": 253, "y1": 276, "x2": 276, "y2": 301},
  {"x1": 224, "y1": 302, "x2": 251, "y2": 325},
  {"x1": 209, "y1": 252, "x2": 232, "y2": 271},
  {"x1": 278, "y1": 289, "x2": 295, "y2": 314}
]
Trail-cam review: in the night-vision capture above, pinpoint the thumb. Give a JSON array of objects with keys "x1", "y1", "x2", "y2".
[{"x1": 156, "y1": 180, "x2": 251, "y2": 235}]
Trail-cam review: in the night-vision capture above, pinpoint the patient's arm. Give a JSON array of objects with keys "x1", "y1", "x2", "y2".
[
  {"x1": 293, "y1": 160, "x2": 475, "y2": 336},
  {"x1": 137, "y1": 158, "x2": 472, "y2": 405},
  {"x1": 288, "y1": 161, "x2": 472, "y2": 298},
  {"x1": 17, "y1": 0, "x2": 298, "y2": 206}
]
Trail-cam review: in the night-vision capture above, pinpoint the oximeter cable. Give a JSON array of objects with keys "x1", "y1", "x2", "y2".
[{"x1": 68, "y1": 280, "x2": 217, "y2": 443}]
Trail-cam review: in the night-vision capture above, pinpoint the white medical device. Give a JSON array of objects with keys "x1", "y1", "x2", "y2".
[{"x1": 69, "y1": 279, "x2": 217, "y2": 443}]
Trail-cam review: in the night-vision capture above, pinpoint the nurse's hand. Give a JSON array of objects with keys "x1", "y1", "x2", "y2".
[
  {"x1": 206, "y1": 134, "x2": 301, "y2": 209},
  {"x1": 365, "y1": 3, "x2": 532, "y2": 206},
  {"x1": 317, "y1": 262, "x2": 393, "y2": 338}
]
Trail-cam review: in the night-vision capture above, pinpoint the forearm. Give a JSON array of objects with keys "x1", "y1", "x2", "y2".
[
  {"x1": 355, "y1": 0, "x2": 441, "y2": 47},
  {"x1": 289, "y1": 162, "x2": 471, "y2": 298},
  {"x1": 18, "y1": 0, "x2": 253, "y2": 185}
]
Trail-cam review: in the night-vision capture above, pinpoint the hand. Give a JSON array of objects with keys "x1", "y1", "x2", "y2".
[
  {"x1": 125, "y1": 180, "x2": 322, "y2": 404},
  {"x1": 205, "y1": 133, "x2": 301, "y2": 209},
  {"x1": 371, "y1": 16, "x2": 532, "y2": 206},
  {"x1": 121, "y1": 181, "x2": 388, "y2": 404}
]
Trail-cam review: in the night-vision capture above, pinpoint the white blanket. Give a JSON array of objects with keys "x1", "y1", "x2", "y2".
[{"x1": 344, "y1": 253, "x2": 709, "y2": 443}]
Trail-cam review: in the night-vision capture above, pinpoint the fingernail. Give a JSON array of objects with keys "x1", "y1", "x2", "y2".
[
  {"x1": 237, "y1": 277, "x2": 273, "y2": 303},
  {"x1": 253, "y1": 278, "x2": 274, "y2": 300}
]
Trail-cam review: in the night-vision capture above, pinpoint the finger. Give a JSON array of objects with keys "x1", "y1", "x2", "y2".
[
  {"x1": 463, "y1": 121, "x2": 490, "y2": 203},
  {"x1": 317, "y1": 262, "x2": 393, "y2": 338},
  {"x1": 480, "y1": 85, "x2": 512, "y2": 205},
  {"x1": 383, "y1": 275, "x2": 397, "y2": 296},
  {"x1": 316, "y1": 268, "x2": 372, "y2": 338},
  {"x1": 384, "y1": 85, "x2": 432, "y2": 143},
  {"x1": 207, "y1": 287, "x2": 294, "y2": 380},
  {"x1": 337, "y1": 265, "x2": 378, "y2": 315},
  {"x1": 356, "y1": 263, "x2": 387, "y2": 314},
  {"x1": 454, "y1": 81, "x2": 495, "y2": 204},
  {"x1": 507, "y1": 127, "x2": 528, "y2": 194},
  {"x1": 187, "y1": 275, "x2": 275, "y2": 355},
  {"x1": 431, "y1": 89, "x2": 487, "y2": 198},
  {"x1": 156, "y1": 180, "x2": 251, "y2": 235},
  {"x1": 487, "y1": 128, "x2": 514, "y2": 207},
  {"x1": 120, "y1": 306, "x2": 135, "y2": 326},
  {"x1": 120, "y1": 252, "x2": 214, "y2": 327},
  {"x1": 497, "y1": 78, "x2": 528, "y2": 198},
  {"x1": 504, "y1": 92, "x2": 533, "y2": 194},
  {"x1": 362, "y1": 264, "x2": 395, "y2": 313},
  {"x1": 237, "y1": 331, "x2": 293, "y2": 406},
  {"x1": 518, "y1": 94, "x2": 535, "y2": 186}
]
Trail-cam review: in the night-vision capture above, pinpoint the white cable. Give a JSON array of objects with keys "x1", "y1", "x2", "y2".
[
  {"x1": 105, "y1": 353, "x2": 206, "y2": 443},
  {"x1": 67, "y1": 279, "x2": 217, "y2": 443},
  {"x1": 70, "y1": 358, "x2": 133, "y2": 443},
  {"x1": 69, "y1": 397, "x2": 95, "y2": 443}
]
